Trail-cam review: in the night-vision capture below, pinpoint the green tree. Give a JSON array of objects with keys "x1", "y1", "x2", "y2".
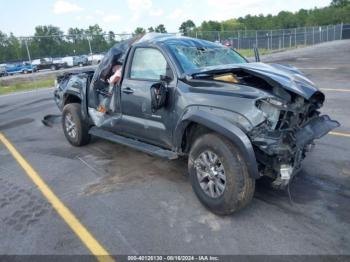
[
  {"x1": 148, "y1": 27, "x2": 155, "y2": 32},
  {"x1": 85, "y1": 24, "x2": 108, "y2": 53},
  {"x1": 107, "y1": 31, "x2": 116, "y2": 45},
  {"x1": 134, "y1": 27, "x2": 146, "y2": 35},
  {"x1": 155, "y1": 24, "x2": 167, "y2": 33},
  {"x1": 32, "y1": 25, "x2": 64, "y2": 58},
  {"x1": 179, "y1": 20, "x2": 196, "y2": 35},
  {"x1": 67, "y1": 27, "x2": 90, "y2": 55},
  {"x1": 221, "y1": 19, "x2": 243, "y2": 31},
  {"x1": 331, "y1": 0, "x2": 350, "y2": 7}
]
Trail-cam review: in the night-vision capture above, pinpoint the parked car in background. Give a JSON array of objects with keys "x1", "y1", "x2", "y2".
[
  {"x1": 61, "y1": 56, "x2": 77, "y2": 68},
  {"x1": 223, "y1": 40, "x2": 233, "y2": 48},
  {"x1": 88, "y1": 53, "x2": 104, "y2": 65},
  {"x1": 32, "y1": 58, "x2": 67, "y2": 71},
  {"x1": 0, "y1": 64, "x2": 8, "y2": 77},
  {"x1": 51, "y1": 58, "x2": 68, "y2": 70},
  {"x1": 74, "y1": 55, "x2": 89, "y2": 67},
  {"x1": 6, "y1": 62, "x2": 37, "y2": 75}
]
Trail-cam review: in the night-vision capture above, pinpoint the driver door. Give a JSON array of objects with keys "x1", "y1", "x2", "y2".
[{"x1": 119, "y1": 47, "x2": 175, "y2": 148}]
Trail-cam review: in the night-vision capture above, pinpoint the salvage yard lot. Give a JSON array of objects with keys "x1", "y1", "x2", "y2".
[{"x1": 0, "y1": 40, "x2": 349, "y2": 257}]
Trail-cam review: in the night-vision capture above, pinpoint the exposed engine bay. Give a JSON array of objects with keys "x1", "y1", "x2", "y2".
[{"x1": 194, "y1": 68, "x2": 340, "y2": 188}]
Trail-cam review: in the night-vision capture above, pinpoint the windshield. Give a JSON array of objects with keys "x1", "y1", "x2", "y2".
[{"x1": 169, "y1": 45, "x2": 247, "y2": 73}]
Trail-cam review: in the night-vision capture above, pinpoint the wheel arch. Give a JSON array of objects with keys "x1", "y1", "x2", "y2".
[
  {"x1": 64, "y1": 92, "x2": 81, "y2": 105},
  {"x1": 174, "y1": 108, "x2": 259, "y2": 179}
]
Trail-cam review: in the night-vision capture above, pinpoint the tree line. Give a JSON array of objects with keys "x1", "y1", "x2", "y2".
[
  {"x1": 179, "y1": 0, "x2": 350, "y2": 34},
  {"x1": 0, "y1": 23, "x2": 168, "y2": 63},
  {"x1": 0, "y1": 0, "x2": 349, "y2": 63}
]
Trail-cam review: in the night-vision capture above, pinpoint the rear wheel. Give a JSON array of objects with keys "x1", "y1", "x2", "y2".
[
  {"x1": 188, "y1": 133, "x2": 255, "y2": 215},
  {"x1": 51, "y1": 65, "x2": 57, "y2": 70},
  {"x1": 62, "y1": 103, "x2": 90, "y2": 146}
]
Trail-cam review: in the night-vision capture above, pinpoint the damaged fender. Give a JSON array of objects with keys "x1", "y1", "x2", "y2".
[
  {"x1": 54, "y1": 72, "x2": 91, "y2": 120},
  {"x1": 174, "y1": 107, "x2": 260, "y2": 179}
]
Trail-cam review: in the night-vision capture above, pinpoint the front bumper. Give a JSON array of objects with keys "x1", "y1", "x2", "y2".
[
  {"x1": 295, "y1": 115, "x2": 340, "y2": 147},
  {"x1": 251, "y1": 114, "x2": 340, "y2": 187}
]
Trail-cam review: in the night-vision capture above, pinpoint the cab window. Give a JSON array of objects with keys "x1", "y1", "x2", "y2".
[{"x1": 130, "y1": 48, "x2": 169, "y2": 81}]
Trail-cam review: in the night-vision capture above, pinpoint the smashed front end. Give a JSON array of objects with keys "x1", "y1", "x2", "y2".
[{"x1": 249, "y1": 92, "x2": 339, "y2": 188}]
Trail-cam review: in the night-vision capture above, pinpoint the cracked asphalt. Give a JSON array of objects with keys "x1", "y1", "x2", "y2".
[{"x1": 0, "y1": 40, "x2": 349, "y2": 256}]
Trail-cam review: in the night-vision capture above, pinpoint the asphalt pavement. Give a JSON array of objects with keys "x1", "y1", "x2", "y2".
[{"x1": 0, "y1": 40, "x2": 349, "y2": 257}]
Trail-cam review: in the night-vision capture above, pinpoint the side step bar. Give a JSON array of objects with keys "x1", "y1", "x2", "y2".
[{"x1": 89, "y1": 127, "x2": 178, "y2": 160}]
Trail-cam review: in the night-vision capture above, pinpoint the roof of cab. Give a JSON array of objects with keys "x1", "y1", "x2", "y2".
[{"x1": 136, "y1": 33, "x2": 222, "y2": 48}]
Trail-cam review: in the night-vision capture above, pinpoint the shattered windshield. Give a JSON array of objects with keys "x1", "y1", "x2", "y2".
[{"x1": 169, "y1": 45, "x2": 247, "y2": 73}]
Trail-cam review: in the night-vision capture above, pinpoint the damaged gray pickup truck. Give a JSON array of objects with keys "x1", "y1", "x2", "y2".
[{"x1": 54, "y1": 34, "x2": 339, "y2": 215}]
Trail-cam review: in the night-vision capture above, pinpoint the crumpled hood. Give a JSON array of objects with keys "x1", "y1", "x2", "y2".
[{"x1": 189, "y1": 62, "x2": 320, "y2": 100}]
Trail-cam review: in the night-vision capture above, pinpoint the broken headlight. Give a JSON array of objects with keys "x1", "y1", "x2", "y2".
[{"x1": 257, "y1": 98, "x2": 286, "y2": 129}]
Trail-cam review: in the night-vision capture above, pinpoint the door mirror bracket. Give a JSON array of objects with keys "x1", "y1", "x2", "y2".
[
  {"x1": 150, "y1": 82, "x2": 168, "y2": 112},
  {"x1": 160, "y1": 75, "x2": 172, "y2": 85}
]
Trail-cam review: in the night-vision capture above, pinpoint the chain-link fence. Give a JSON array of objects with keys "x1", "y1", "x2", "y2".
[{"x1": 186, "y1": 23, "x2": 346, "y2": 51}]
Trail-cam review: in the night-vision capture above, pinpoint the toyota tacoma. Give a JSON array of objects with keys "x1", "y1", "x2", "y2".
[{"x1": 54, "y1": 34, "x2": 339, "y2": 215}]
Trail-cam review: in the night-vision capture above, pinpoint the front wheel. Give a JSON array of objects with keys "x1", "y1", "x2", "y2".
[
  {"x1": 188, "y1": 133, "x2": 255, "y2": 215},
  {"x1": 62, "y1": 103, "x2": 90, "y2": 146}
]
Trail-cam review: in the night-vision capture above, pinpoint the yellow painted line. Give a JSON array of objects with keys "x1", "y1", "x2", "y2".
[
  {"x1": 329, "y1": 131, "x2": 350, "y2": 138},
  {"x1": 0, "y1": 132, "x2": 115, "y2": 262},
  {"x1": 320, "y1": 88, "x2": 350, "y2": 92}
]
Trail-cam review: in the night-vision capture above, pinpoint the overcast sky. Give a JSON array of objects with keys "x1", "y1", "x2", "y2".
[{"x1": 0, "y1": 0, "x2": 331, "y2": 36}]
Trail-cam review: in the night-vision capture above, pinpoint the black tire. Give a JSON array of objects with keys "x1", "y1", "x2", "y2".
[
  {"x1": 51, "y1": 65, "x2": 57, "y2": 71},
  {"x1": 62, "y1": 103, "x2": 90, "y2": 146},
  {"x1": 188, "y1": 133, "x2": 255, "y2": 215}
]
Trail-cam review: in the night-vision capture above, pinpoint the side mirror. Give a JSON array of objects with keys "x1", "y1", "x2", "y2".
[
  {"x1": 150, "y1": 82, "x2": 167, "y2": 112},
  {"x1": 160, "y1": 74, "x2": 172, "y2": 84}
]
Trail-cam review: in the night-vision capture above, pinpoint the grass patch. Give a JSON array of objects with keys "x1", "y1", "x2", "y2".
[{"x1": 0, "y1": 79, "x2": 54, "y2": 95}]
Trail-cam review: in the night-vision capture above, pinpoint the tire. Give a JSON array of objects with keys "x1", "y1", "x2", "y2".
[
  {"x1": 188, "y1": 133, "x2": 255, "y2": 215},
  {"x1": 23, "y1": 70, "x2": 28, "y2": 74},
  {"x1": 51, "y1": 65, "x2": 57, "y2": 71},
  {"x1": 62, "y1": 103, "x2": 90, "y2": 146}
]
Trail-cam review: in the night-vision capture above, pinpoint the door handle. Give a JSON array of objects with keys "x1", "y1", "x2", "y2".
[{"x1": 122, "y1": 87, "x2": 134, "y2": 94}]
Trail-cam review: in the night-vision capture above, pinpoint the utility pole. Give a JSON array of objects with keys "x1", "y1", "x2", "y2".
[
  {"x1": 24, "y1": 38, "x2": 32, "y2": 63},
  {"x1": 87, "y1": 35, "x2": 93, "y2": 63},
  {"x1": 340, "y1": 22, "x2": 343, "y2": 40},
  {"x1": 88, "y1": 37, "x2": 92, "y2": 54},
  {"x1": 270, "y1": 30, "x2": 273, "y2": 50}
]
